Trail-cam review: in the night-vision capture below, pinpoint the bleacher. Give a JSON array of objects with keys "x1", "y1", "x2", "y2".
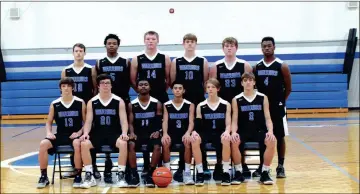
[{"x1": 1, "y1": 52, "x2": 356, "y2": 118}]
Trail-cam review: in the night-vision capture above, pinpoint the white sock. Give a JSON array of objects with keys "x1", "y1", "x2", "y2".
[
  {"x1": 118, "y1": 165, "x2": 126, "y2": 172},
  {"x1": 222, "y1": 161, "x2": 230, "y2": 173},
  {"x1": 235, "y1": 164, "x2": 242, "y2": 172},
  {"x1": 185, "y1": 163, "x2": 191, "y2": 172},
  {"x1": 196, "y1": 164, "x2": 203, "y2": 173},
  {"x1": 164, "y1": 162, "x2": 170, "y2": 170},
  {"x1": 85, "y1": 165, "x2": 93, "y2": 173},
  {"x1": 262, "y1": 165, "x2": 270, "y2": 172}
]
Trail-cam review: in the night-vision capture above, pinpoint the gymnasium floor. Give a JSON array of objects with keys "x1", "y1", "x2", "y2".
[{"x1": 1, "y1": 111, "x2": 359, "y2": 193}]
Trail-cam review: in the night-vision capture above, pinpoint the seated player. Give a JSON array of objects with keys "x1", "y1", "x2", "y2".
[
  {"x1": 161, "y1": 80, "x2": 202, "y2": 185},
  {"x1": 127, "y1": 79, "x2": 163, "y2": 188},
  {"x1": 37, "y1": 77, "x2": 85, "y2": 188},
  {"x1": 230, "y1": 72, "x2": 277, "y2": 185},
  {"x1": 79, "y1": 74, "x2": 129, "y2": 188},
  {"x1": 191, "y1": 78, "x2": 232, "y2": 186}
]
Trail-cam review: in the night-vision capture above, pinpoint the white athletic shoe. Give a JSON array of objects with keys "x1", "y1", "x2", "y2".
[
  {"x1": 113, "y1": 172, "x2": 128, "y2": 188},
  {"x1": 183, "y1": 171, "x2": 195, "y2": 185},
  {"x1": 80, "y1": 172, "x2": 97, "y2": 189}
]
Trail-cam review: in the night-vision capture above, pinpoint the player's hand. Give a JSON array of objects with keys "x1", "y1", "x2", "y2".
[
  {"x1": 80, "y1": 133, "x2": 90, "y2": 141},
  {"x1": 182, "y1": 132, "x2": 191, "y2": 145},
  {"x1": 190, "y1": 131, "x2": 200, "y2": 142},
  {"x1": 161, "y1": 134, "x2": 171, "y2": 145},
  {"x1": 120, "y1": 133, "x2": 129, "y2": 141},
  {"x1": 69, "y1": 132, "x2": 80, "y2": 139},
  {"x1": 230, "y1": 132, "x2": 240, "y2": 144},
  {"x1": 46, "y1": 132, "x2": 56, "y2": 140},
  {"x1": 150, "y1": 131, "x2": 160, "y2": 139},
  {"x1": 221, "y1": 131, "x2": 231, "y2": 141},
  {"x1": 129, "y1": 133, "x2": 137, "y2": 140},
  {"x1": 265, "y1": 131, "x2": 276, "y2": 142}
]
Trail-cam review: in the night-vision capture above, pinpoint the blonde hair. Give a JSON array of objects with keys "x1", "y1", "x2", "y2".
[
  {"x1": 222, "y1": 37, "x2": 238, "y2": 48},
  {"x1": 205, "y1": 78, "x2": 221, "y2": 89}
]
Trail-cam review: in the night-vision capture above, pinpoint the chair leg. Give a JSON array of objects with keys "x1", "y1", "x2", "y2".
[
  {"x1": 52, "y1": 154, "x2": 57, "y2": 184},
  {"x1": 57, "y1": 153, "x2": 62, "y2": 179}
]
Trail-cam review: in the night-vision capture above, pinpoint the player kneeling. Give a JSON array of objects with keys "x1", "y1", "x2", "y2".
[
  {"x1": 79, "y1": 74, "x2": 129, "y2": 188},
  {"x1": 37, "y1": 77, "x2": 85, "y2": 188},
  {"x1": 231, "y1": 72, "x2": 276, "y2": 185}
]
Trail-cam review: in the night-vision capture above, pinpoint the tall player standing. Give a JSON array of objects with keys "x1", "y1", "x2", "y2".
[
  {"x1": 169, "y1": 33, "x2": 211, "y2": 181},
  {"x1": 61, "y1": 43, "x2": 100, "y2": 179},
  {"x1": 253, "y1": 37, "x2": 292, "y2": 178}
]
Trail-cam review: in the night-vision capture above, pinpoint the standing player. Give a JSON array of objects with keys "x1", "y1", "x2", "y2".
[
  {"x1": 191, "y1": 78, "x2": 232, "y2": 185},
  {"x1": 161, "y1": 81, "x2": 204, "y2": 185},
  {"x1": 253, "y1": 37, "x2": 292, "y2": 178},
  {"x1": 79, "y1": 74, "x2": 129, "y2": 188},
  {"x1": 169, "y1": 33, "x2": 211, "y2": 181},
  {"x1": 127, "y1": 79, "x2": 163, "y2": 188},
  {"x1": 209, "y1": 37, "x2": 252, "y2": 103},
  {"x1": 37, "y1": 77, "x2": 85, "y2": 188},
  {"x1": 130, "y1": 31, "x2": 171, "y2": 104},
  {"x1": 230, "y1": 72, "x2": 277, "y2": 185},
  {"x1": 61, "y1": 43, "x2": 99, "y2": 178}
]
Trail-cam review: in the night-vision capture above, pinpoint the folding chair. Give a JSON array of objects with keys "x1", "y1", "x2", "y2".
[{"x1": 51, "y1": 145, "x2": 74, "y2": 184}]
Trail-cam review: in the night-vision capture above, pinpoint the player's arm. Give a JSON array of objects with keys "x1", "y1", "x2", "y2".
[
  {"x1": 92, "y1": 60, "x2": 99, "y2": 94},
  {"x1": 231, "y1": 98, "x2": 238, "y2": 134},
  {"x1": 81, "y1": 101, "x2": 94, "y2": 140},
  {"x1": 170, "y1": 58, "x2": 177, "y2": 85},
  {"x1": 78, "y1": 100, "x2": 87, "y2": 135},
  {"x1": 61, "y1": 69, "x2": 66, "y2": 78},
  {"x1": 127, "y1": 103, "x2": 136, "y2": 139},
  {"x1": 165, "y1": 55, "x2": 172, "y2": 90},
  {"x1": 281, "y1": 63, "x2": 292, "y2": 100},
  {"x1": 203, "y1": 58, "x2": 210, "y2": 85},
  {"x1": 225, "y1": 103, "x2": 232, "y2": 134},
  {"x1": 45, "y1": 103, "x2": 55, "y2": 139},
  {"x1": 209, "y1": 63, "x2": 217, "y2": 79},
  {"x1": 244, "y1": 61, "x2": 253, "y2": 73},
  {"x1": 150, "y1": 102, "x2": 163, "y2": 139},
  {"x1": 119, "y1": 99, "x2": 129, "y2": 135},
  {"x1": 162, "y1": 104, "x2": 169, "y2": 136},
  {"x1": 186, "y1": 103, "x2": 195, "y2": 134},
  {"x1": 130, "y1": 56, "x2": 138, "y2": 90},
  {"x1": 263, "y1": 95, "x2": 273, "y2": 134},
  {"x1": 191, "y1": 103, "x2": 202, "y2": 138}
]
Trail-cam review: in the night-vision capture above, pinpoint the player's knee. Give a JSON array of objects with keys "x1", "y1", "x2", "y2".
[
  {"x1": 153, "y1": 145, "x2": 161, "y2": 153},
  {"x1": 231, "y1": 142, "x2": 240, "y2": 151},
  {"x1": 72, "y1": 139, "x2": 81, "y2": 151},
  {"x1": 184, "y1": 142, "x2": 191, "y2": 149},
  {"x1": 81, "y1": 140, "x2": 91, "y2": 150},
  {"x1": 192, "y1": 136, "x2": 201, "y2": 146},
  {"x1": 39, "y1": 139, "x2": 51, "y2": 151},
  {"x1": 116, "y1": 138, "x2": 127, "y2": 149},
  {"x1": 128, "y1": 142, "x2": 135, "y2": 152},
  {"x1": 221, "y1": 138, "x2": 230, "y2": 146},
  {"x1": 162, "y1": 141, "x2": 170, "y2": 148}
]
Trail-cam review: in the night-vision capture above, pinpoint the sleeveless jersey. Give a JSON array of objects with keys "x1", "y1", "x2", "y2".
[
  {"x1": 198, "y1": 98, "x2": 228, "y2": 134},
  {"x1": 137, "y1": 52, "x2": 166, "y2": 94},
  {"x1": 131, "y1": 96, "x2": 159, "y2": 137},
  {"x1": 215, "y1": 58, "x2": 246, "y2": 103},
  {"x1": 91, "y1": 94, "x2": 122, "y2": 136},
  {"x1": 164, "y1": 99, "x2": 191, "y2": 136},
  {"x1": 64, "y1": 63, "x2": 93, "y2": 103},
  {"x1": 254, "y1": 58, "x2": 285, "y2": 104},
  {"x1": 52, "y1": 96, "x2": 83, "y2": 136},
  {"x1": 234, "y1": 92, "x2": 267, "y2": 135},
  {"x1": 97, "y1": 55, "x2": 130, "y2": 99},
  {"x1": 175, "y1": 56, "x2": 204, "y2": 102}
]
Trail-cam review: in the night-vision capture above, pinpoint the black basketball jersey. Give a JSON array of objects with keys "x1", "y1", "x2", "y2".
[
  {"x1": 175, "y1": 56, "x2": 204, "y2": 95},
  {"x1": 131, "y1": 96, "x2": 159, "y2": 136},
  {"x1": 91, "y1": 94, "x2": 122, "y2": 135},
  {"x1": 137, "y1": 52, "x2": 166, "y2": 93},
  {"x1": 64, "y1": 63, "x2": 93, "y2": 103},
  {"x1": 254, "y1": 58, "x2": 285, "y2": 104},
  {"x1": 215, "y1": 58, "x2": 246, "y2": 103},
  {"x1": 235, "y1": 92, "x2": 267, "y2": 134},
  {"x1": 164, "y1": 99, "x2": 191, "y2": 135},
  {"x1": 52, "y1": 96, "x2": 83, "y2": 136},
  {"x1": 198, "y1": 98, "x2": 228, "y2": 134},
  {"x1": 97, "y1": 56, "x2": 130, "y2": 98}
]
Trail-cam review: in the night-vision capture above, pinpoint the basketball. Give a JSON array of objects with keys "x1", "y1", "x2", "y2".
[{"x1": 152, "y1": 167, "x2": 173, "y2": 187}]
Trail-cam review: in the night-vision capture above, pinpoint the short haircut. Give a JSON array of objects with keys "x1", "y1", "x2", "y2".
[
  {"x1": 96, "y1": 74, "x2": 112, "y2": 86},
  {"x1": 183, "y1": 33, "x2": 197, "y2": 43},
  {"x1": 144, "y1": 31, "x2": 159, "y2": 40},
  {"x1": 222, "y1": 37, "x2": 238, "y2": 48},
  {"x1": 72, "y1": 43, "x2": 86, "y2": 52},
  {"x1": 241, "y1": 72, "x2": 256, "y2": 81},
  {"x1": 136, "y1": 78, "x2": 150, "y2": 87},
  {"x1": 205, "y1": 78, "x2": 221, "y2": 89},
  {"x1": 59, "y1": 77, "x2": 75, "y2": 88},
  {"x1": 171, "y1": 80, "x2": 184, "y2": 89},
  {"x1": 261, "y1": 36, "x2": 275, "y2": 46},
  {"x1": 104, "y1": 34, "x2": 121, "y2": 45}
]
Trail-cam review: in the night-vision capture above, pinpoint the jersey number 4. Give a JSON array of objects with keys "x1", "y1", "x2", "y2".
[
  {"x1": 147, "y1": 70, "x2": 157, "y2": 79},
  {"x1": 264, "y1": 77, "x2": 269, "y2": 86}
]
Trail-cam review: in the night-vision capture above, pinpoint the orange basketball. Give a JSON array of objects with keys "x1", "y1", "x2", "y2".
[{"x1": 152, "y1": 167, "x2": 172, "y2": 187}]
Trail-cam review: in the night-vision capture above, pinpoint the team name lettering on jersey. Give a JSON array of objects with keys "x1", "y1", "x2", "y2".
[
  {"x1": 135, "y1": 112, "x2": 156, "y2": 119},
  {"x1": 204, "y1": 113, "x2": 225, "y2": 120},
  {"x1": 95, "y1": 109, "x2": 116, "y2": 115},
  {"x1": 219, "y1": 72, "x2": 241, "y2": 79},
  {"x1": 141, "y1": 63, "x2": 162, "y2": 69},
  {"x1": 258, "y1": 70, "x2": 278, "y2": 76},
  {"x1": 169, "y1": 113, "x2": 189, "y2": 119},
  {"x1": 240, "y1": 105, "x2": 262, "y2": 112},
  {"x1": 58, "y1": 111, "x2": 79, "y2": 117},
  {"x1": 179, "y1": 65, "x2": 200, "y2": 71},
  {"x1": 70, "y1": 76, "x2": 89, "y2": 82},
  {"x1": 102, "y1": 66, "x2": 124, "y2": 72}
]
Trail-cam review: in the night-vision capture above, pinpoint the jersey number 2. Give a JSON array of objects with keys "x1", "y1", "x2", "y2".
[{"x1": 147, "y1": 70, "x2": 156, "y2": 79}]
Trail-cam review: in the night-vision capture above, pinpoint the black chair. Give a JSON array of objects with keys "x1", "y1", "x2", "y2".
[{"x1": 51, "y1": 145, "x2": 74, "y2": 184}]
